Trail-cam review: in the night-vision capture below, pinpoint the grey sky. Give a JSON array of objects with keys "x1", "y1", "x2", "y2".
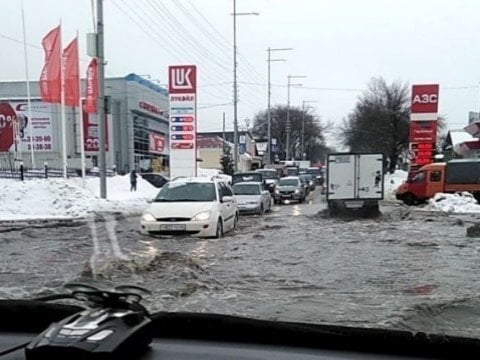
[{"x1": 2, "y1": 0, "x2": 480, "y2": 148}]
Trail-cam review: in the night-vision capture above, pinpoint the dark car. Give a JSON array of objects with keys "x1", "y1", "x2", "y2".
[
  {"x1": 255, "y1": 169, "x2": 280, "y2": 194},
  {"x1": 140, "y1": 173, "x2": 169, "y2": 188}
]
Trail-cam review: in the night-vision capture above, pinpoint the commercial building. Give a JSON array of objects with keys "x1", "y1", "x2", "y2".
[
  {"x1": 197, "y1": 130, "x2": 262, "y2": 171},
  {"x1": 0, "y1": 73, "x2": 169, "y2": 174}
]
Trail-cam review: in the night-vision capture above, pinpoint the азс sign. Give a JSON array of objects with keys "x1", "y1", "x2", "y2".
[{"x1": 168, "y1": 65, "x2": 197, "y2": 178}]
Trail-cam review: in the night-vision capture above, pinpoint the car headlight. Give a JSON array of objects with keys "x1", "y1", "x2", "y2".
[
  {"x1": 192, "y1": 210, "x2": 211, "y2": 221},
  {"x1": 142, "y1": 213, "x2": 156, "y2": 222},
  {"x1": 295, "y1": 188, "x2": 300, "y2": 193},
  {"x1": 274, "y1": 189, "x2": 280, "y2": 194}
]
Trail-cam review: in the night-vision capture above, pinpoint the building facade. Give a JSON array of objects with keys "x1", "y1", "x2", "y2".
[{"x1": 0, "y1": 74, "x2": 169, "y2": 175}]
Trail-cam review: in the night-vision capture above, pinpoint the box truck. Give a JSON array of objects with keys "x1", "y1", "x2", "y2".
[
  {"x1": 326, "y1": 153, "x2": 385, "y2": 217},
  {"x1": 396, "y1": 159, "x2": 480, "y2": 205}
]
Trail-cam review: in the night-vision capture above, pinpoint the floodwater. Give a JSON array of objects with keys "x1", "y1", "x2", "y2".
[{"x1": 1, "y1": 190, "x2": 480, "y2": 338}]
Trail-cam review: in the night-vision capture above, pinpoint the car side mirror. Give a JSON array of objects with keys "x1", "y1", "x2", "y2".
[
  {"x1": 222, "y1": 196, "x2": 233, "y2": 203},
  {"x1": 147, "y1": 199, "x2": 153, "y2": 204}
]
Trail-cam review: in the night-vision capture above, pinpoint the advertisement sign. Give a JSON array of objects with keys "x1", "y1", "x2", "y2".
[
  {"x1": 409, "y1": 121, "x2": 437, "y2": 143},
  {"x1": 149, "y1": 133, "x2": 165, "y2": 153},
  {"x1": 82, "y1": 101, "x2": 109, "y2": 152},
  {"x1": 410, "y1": 84, "x2": 439, "y2": 121},
  {"x1": 0, "y1": 100, "x2": 54, "y2": 153},
  {"x1": 169, "y1": 65, "x2": 197, "y2": 178}
]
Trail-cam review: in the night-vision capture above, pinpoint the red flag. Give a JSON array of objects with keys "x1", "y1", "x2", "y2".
[
  {"x1": 85, "y1": 58, "x2": 98, "y2": 113},
  {"x1": 39, "y1": 25, "x2": 61, "y2": 103},
  {"x1": 63, "y1": 37, "x2": 79, "y2": 107}
]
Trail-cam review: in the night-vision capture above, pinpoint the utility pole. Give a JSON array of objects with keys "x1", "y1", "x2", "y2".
[
  {"x1": 286, "y1": 75, "x2": 306, "y2": 160},
  {"x1": 97, "y1": 0, "x2": 106, "y2": 198},
  {"x1": 222, "y1": 112, "x2": 226, "y2": 154},
  {"x1": 232, "y1": 1, "x2": 258, "y2": 172},
  {"x1": 301, "y1": 100, "x2": 317, "y2": 160},
  {"x1": 267, "y1": 47, "x2": 291, "y2": 165}
]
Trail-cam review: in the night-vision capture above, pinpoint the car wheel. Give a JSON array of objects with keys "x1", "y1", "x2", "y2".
[
  {"x1": 258, "y1": 204, "x2": 264, "y2": 215},
  {"x1": 233, "y1": 212, "x2": 239, "y2": 230},
  {"x1": 214, "y1": 219, "x2": 223, "y2": 239}
]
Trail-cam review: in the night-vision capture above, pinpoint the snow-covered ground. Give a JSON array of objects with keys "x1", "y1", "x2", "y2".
[
  {"x1": 425, "y1": 192, "x2": 480, "y2": 213},
  {"x1": 0, "y1": 175, "x2": 159, "y2": 221},
  {"x1": 2, "y1": 168, "x2": 478, "y2": 221},
  {"x1": 384, "y1": 170, "x2": 408, "y2": 200}
]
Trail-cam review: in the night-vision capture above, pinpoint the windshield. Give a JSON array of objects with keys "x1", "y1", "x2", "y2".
[
  {"x1": 2, "y1": 0, "x2": 479, "y2": 345},
  {"x1": 233, "y1": 184, "x2": 260, "y2": 195},
  {"x1": 154, "y1": 182, "x2": 216, "y2": 202},
  {"x1": 278, "y1": 179, "x2": 300, "y2": 187}
]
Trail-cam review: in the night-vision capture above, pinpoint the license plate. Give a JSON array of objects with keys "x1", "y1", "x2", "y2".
[
  {"x1": 282, "y1": 194, "x2": 292, "y2": 198},
  {"x1": 160, "y1": 224, "x2": 186, "y2": 231}
]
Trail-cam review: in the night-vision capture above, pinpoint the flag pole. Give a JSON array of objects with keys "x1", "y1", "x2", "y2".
[
  {"x1": 60, "y1": 20, "x2": 68, "y2": 178},
  {"x1": 21, "y1": 0, "x2": 35, "y2": 168},
  {"x1": 77, "y1": 30, "x2": 86, "y2": 186}
]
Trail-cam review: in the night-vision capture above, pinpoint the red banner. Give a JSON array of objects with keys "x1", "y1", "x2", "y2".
[
  {"x1": 39, "y1": 25, "x2": 62, "y2": 103},
  {"x1": 82, "y1": 101, "x2": 108, "y2": 152},
  {"x1": 63, "y1": 37, "x2": 79, "y2": 107},
  {"x1": 85, "y1": 58, "x2": 98, "y2": 114},
  {"x1": 149, "y1": 133, "x2": 165, "y2": 153},
  {"x1": 0, "y1": 103, "x2": 16, "y2": 152}
]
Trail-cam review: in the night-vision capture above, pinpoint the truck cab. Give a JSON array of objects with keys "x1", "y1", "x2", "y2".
[{"x1": 395, "y1": 163, "x2": 446, "y2": 205}]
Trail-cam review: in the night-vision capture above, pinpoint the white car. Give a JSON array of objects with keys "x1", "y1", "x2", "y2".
[
  {"x1": 140, "y1": 177, "x2": 239, "y2": 238},
  {"x1": 232, "y1": 181, "x2": 271, "y2": 215}
]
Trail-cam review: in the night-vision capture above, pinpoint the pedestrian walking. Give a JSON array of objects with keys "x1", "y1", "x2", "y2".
[{"x1": 130, "y1": 169, "x2": 137, "y2": 191}]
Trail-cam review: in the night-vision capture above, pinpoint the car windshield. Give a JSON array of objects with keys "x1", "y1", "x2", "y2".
[
  {"x1": 278, "y1": 179, "x2": 300, "y2": 186},
  {"x1": 2, "y1": 0, "x2": 479, "y2": 349},
  {"x1": 154, "y1": 182, "x2": 216, "y2": 202},
  {"x1": 233, "y1": 184, "x2": 260, "y2": 195}
]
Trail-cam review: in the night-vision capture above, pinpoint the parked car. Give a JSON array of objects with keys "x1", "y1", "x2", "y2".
[
  {"x1": 140, "y1": 177, "x2": 239, "y2": 238},
  {"x1": 140, "y1": 173, "x2": 169, "y2": 188},
  {"x1": 255, "y1": 169, "x2": 280, "y2": 194},
  {"x1": 274, "y1": 176, "x2": 306, "y2": 204},
  {"x1": 232, "y1": 181, "x2": 271, "y2": 215}
]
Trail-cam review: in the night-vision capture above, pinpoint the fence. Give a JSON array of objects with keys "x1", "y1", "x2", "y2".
[{"x1": 0, "y1": 167, "x2": 115, "y2": 180}]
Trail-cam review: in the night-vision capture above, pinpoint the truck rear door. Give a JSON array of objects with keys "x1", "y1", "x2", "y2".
[
  {"x1": 327, "y1": 154, "x2": 356, "y2": 199},
  {"x1": 357, "y1": 154, "x2": 384, "y2": 200}
]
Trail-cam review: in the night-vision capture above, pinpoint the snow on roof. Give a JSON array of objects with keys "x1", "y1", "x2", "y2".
[{"x1": 448, "y1": 130, "x2": 475, "y2": 146}]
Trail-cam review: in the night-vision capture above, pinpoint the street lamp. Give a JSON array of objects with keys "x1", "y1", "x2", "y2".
[
  {"x1": 301, "y1": 100, "x2": 317, "y2": 160},
  {"x1": 266, "y1": 47, "x2": 292, "y2": 164},
  {"x1": 286, "y1": 75, "x2": 307, "y2": 160},
  {"x1": 232, "y1": 0, "x2": 259, "y2": 172}
]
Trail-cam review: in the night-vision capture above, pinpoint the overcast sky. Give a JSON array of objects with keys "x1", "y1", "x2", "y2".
[{"x1": 2, "y1": 0, "x2": 480, "y2": 148}]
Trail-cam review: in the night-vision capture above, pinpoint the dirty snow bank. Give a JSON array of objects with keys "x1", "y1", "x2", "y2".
[
  {"x1": 0, "y1": 175, "x2": 159, "y2": 221},
  {"x1": 384, "y1": 170, "x2": 408, "y2": 200},
  {"x1": 425, "y1": 192, "x2": 480, "y2": 213}
]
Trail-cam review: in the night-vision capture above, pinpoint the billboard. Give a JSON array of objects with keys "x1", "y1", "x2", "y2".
[
  {"x1": 149, "y1": 133, "x2": 165, "y2": 153},
  {"x1": 82, "y1": 101, "x2": 109, "y2": 152},
  {"x1": 0, "y1": 100, "x2": 54, "y2": 153},
  {"x1": 169, "y1": 65, "x2": 197, "y2": 178}
]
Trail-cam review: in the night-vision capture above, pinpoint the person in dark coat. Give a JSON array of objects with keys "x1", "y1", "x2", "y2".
[{"x1": 130, "y1": 169, "x2": 138, "y2": 191}]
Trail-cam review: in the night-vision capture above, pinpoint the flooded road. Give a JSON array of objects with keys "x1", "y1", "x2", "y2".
[{"x1": 1, "y1": 190, "x2": 480, "y2": 338}]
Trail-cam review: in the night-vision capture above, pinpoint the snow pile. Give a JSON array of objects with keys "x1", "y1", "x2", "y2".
[
  {"x1": 425, "y1": 192, "x2": 480, "y2": 213},
  {"x1": 197, "y1": 167, "x2": 232, "y2": 184},
  {"x1": 0, "y1": 175, "x2": 159, "y2": 221},
  {"x1": 384, "y1": 170, "x2": 408, "y2": 200}
]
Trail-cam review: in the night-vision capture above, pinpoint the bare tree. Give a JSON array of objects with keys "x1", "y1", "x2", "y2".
[
  {"x1": 252, "y1": 105, "x2": 334, "y2": 162},
  {"x1": 340, "y1": 77, "x2": 410, "y2": 173}
]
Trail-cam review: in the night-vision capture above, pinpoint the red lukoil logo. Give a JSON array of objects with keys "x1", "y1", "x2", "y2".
[{"x1": 168, "y1": 65, "x2": 197, "y2": 94}]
